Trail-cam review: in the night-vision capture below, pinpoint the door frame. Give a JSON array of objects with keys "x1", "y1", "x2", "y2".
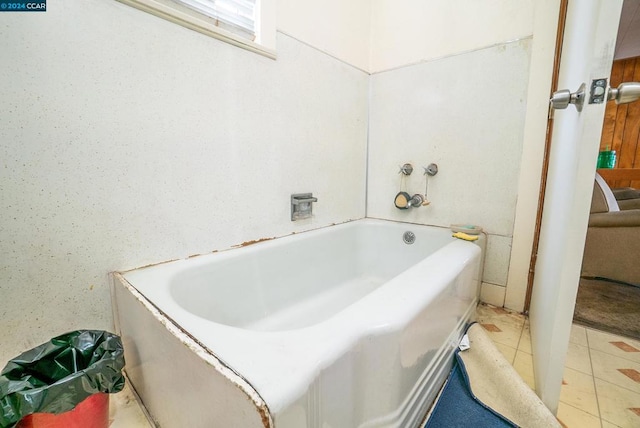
[{"x1": 523, "y1": 0, "x2": 569, "y2": 312}]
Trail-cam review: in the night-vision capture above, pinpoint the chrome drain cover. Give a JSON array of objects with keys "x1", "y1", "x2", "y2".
[{"x1": 403, "y1": 231, "x2": 416, "y2": 245}]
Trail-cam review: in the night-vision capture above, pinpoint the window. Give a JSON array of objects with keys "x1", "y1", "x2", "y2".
[{"x1": 117, "y1": 0, "x2": 276, "y2": 58}]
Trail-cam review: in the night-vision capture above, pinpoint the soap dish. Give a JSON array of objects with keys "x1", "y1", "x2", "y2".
[{"x1": 450, "y1": 224, "x2": 483, "y2": 235}]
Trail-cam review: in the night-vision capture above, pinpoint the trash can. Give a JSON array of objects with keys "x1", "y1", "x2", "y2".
[{"x1": 0, "y1": 330, "x2": 125, "y2": 428}]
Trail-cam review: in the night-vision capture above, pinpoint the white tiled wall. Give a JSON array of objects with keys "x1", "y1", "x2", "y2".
[
  {"x1": 1, "y1": 1, "x2": 538, "y2": 365},
  {"x1": 367, "y1": 39, "x2": 532, "y2": 291},
  {"x1": 484, "y1": 235, "x2": 513, "y2": 286},
  {"x1": 0, "y1": 1, "x2": 368, "y2": 363}
]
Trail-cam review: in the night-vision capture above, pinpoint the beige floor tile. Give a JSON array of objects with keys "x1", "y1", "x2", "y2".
[
  {"x1": 513, "y1": 350, "x2": 535, "y2": 390},
  {"x1": 493, "y1": 341, "x2": 517, "y2": 364},
  {"x1": 559, "y1": 367, "x2": 599, "y2": 417},
  {"x1": 476, "y1": 303, "x2": 526, "y2": 349},
  {"x1": 518, "y1": 320, "x2": 532, "y2": 354},
  {"x1": 596, "y1": 378, "x2": 640, "y2": 428},
  {"x1": 587, "y1": 328, "x2": 640, "y2": 364},
  {"x1": 556, "y1": 402, "x2": 601, "y2": 428},
  {"x1": 565, "y1": 341, "x2": 592, "y2": 376},
  {"x1": 481, "y1": 312, "x2": 640, "y2": 428},
  {"x1": 570, "y1": 324, "x2": 588, "y2": 347},
  {"x1": 591, "y1": 349, "x2": 640, "y2": 394},
  {"x1": 109, "y1": 383, "x2": 152, "y2": 427}
]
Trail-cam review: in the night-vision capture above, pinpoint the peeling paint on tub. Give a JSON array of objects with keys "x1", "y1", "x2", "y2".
[
  {"x1": 256, "y1": 400, "x2": 271, "y2": 428},
  {"x1": 113, "y1": 273, "x2": 274, "y2": 427},
  {"x1": 236, "y1": 237, "x2": 275, "y2": 248}
]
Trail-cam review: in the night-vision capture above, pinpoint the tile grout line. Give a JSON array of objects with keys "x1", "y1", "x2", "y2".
[
  {"x1": 594, "y1": 373, "x2": 640, "y2": 396},
  {"x1": 514, "y1": 315, "x2": 526, "y2": 365},
  {"x1": 585, "y1": 329, "x2": 604, "y2": 428},
  {"x1": 557, "y1": 401, "x2": 602, "y2": 422},
  {"x1": 593, "y1": 338, "x2": 640, "y2": 365},
  {"x1": 587, "y1": 328, "x2": 640, "y2": 395}
]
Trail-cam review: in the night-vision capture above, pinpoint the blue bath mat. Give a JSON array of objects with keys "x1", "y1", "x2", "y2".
[{"x1": 425, "y1": 352, "x2": 517, "y2": 428}]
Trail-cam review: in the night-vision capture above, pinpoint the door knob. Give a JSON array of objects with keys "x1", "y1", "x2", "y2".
[
  {"x1": 607, "y1": 82, "x2": 640, "y2": 105},
  {"x1": 550, "y1": 83, "x2": 586, "y2": 112}
]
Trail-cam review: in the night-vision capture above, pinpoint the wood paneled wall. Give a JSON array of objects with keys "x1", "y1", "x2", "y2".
[{"x1": 600, "y1": 56, "x2": 640, "y2": 189}]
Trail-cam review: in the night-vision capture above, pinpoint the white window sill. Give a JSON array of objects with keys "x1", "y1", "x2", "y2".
[{"x1": 117, "y1": 0, "x2": 276, "y2": 59}]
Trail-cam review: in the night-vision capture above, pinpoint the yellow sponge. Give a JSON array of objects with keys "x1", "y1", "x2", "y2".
[{"x1": 452, "y1": 231, "x2": 479, "y2": 241}]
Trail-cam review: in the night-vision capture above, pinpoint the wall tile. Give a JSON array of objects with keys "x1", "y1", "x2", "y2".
[
  {"x1": 0, "y1": 3, "x2": 368, "y2": 363},
  {"x1": 367, "y1": 39, "x2": 532, "y2": 238},
  {"x1": 483, "y1": 234, "x2": 512, "y2": 286},
  {"x1": 480, "y1": 282, "x2": 507, "y2": 308},
  {"x1": 367, "y1": 39, "x2": 531, "y2": 291}
]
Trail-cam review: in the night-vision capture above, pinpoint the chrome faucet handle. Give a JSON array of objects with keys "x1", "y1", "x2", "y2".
[
  {"x1": 398, "y1": 163, "x2": 414, "y2": 175},
  {"x1": 407, "y1": 194, "x2": 424, "y2": 208},
  {"x1": 423, "y1": 163, "x2": 438, "y2": 176}
]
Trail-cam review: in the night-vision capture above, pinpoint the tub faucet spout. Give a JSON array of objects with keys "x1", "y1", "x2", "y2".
[{"x1": 407, "y1": 194, "x2": 425, "y2": 208}]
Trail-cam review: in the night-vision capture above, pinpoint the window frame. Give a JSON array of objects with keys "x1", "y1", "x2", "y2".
[{"x1": 117, "y1": 0, "x2": 276, "y2": 59}]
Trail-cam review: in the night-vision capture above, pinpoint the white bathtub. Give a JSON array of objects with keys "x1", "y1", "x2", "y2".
[{"x1": 112, "y1": 219, "x2": 485, "y2": 427}]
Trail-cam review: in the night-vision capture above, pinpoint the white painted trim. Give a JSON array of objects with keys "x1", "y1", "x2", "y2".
[
  {"x1": 116, "y1": 0, "x2": 277, "y2": 59},
  {"x1": 255, "y1": 0, "x2": 276, "y2": 52}
]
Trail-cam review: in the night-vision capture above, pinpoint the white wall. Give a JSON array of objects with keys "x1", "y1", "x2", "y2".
[
  {"x1": 278, "y1": 0, "x2": 535, "y2": 75},
  {"x1": 0, "y1": 0, "x2": 368, "y2": 363},
  {"x1": 277, "y1": 0, "x2": 372, "y2": 72},
  {"x1": 370, "y1": 0, "x2": 534, "y2": 73},
  {"x1": 367, "y1": 0, "x2": 536, "y2": 305},
  {"x1": 0, "y1": 0, "x2": 553, "y2": 366},
  {"x1": 367, "y1": 39, "x2": 532, "y2": 304},
  {"x1": 279, "y1": 0, "x2": 548, "y2": 310}
]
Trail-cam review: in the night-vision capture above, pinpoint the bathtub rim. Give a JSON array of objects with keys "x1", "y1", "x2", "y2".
[
  {"x1": 118, "y1": 217, "x2": 465, "y2": 276},
  {"x1": 118, "y1": 218, "x2": 474, "y2": 334},
  {"x1": 152, "y1": 219, "x2": 465, "y2": 332}
]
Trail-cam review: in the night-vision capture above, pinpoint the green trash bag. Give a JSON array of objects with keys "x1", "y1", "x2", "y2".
[{"x1": 0, "y1": 330, "x2": 125, "y2": 428}]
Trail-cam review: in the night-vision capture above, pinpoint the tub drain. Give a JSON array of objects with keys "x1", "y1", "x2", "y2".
[{"x1": 403, "y1": 231, "x2": 416, "y2": 245}]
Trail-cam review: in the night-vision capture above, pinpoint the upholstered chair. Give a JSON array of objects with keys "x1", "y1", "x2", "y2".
[
  {"x1": 581, "y1": 173, "x2": 640, "y2": 285},
  {"x1": 612, "y1": 186, "x2": 640, "y2": 210}
]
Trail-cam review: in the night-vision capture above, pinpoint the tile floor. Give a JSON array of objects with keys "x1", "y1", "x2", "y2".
[
  {"x1": 476, "y1": 302, "x2": 640, "y2": 428},
  {"x1": 109, "y1": 382, "x2": 152, "y2": 427}
]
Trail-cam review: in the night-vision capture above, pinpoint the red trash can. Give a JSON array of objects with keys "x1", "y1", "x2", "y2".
[
  {"x1": 16, "y1": 393, "x2": 109, "y2": 428},
  {"x1": 0, "y1": 331, "x2": 124, "y2": 428}
]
